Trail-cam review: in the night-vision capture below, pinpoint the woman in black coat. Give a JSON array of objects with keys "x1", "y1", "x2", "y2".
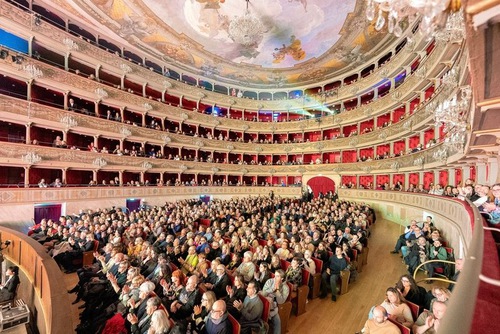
[{"x1": 0, "y1": 266, "x2": 20, "y2": 302}]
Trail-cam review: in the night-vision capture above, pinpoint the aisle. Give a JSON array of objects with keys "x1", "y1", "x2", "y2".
[{"x1": 287, "y1": 219, "x2": 409, "y2": 334}]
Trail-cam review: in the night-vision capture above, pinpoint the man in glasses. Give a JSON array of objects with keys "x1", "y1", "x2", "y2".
[{"x1": 205, "y1": 300, "x2": 232, "y2": 334}]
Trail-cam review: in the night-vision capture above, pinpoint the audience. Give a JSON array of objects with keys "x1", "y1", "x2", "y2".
[{"x1": 28, "y1": 192, "x2": 466, "y2": 334}]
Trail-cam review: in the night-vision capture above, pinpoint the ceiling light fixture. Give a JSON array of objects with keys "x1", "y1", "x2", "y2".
[
  {"x1": 228, "y1": 0, "x2": 266, "y2": 47},
  {"x1": 434, "y1": 85, "x2": 472, "y2": 152},
  {"x1": 366, "y1": 0, "x2": 462, "y2": 37}
]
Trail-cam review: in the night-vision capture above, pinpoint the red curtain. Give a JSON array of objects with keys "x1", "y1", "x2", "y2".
[
  {"x1": 34, "y1": 204, "x2": 62, "y2": 224},
  {"x1": 307, "y1": 176, "x2": 335, "y2": 197}
]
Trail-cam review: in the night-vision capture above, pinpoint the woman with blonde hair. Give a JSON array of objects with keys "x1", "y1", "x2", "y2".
[
  {"x1": 428, "y1": 286, "x2": 451, "y2": 310},
  {"x1": 192, "y1": 291, "x2": 217, "y2": 326}
]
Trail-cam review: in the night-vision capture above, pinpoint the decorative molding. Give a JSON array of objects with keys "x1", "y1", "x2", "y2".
[
  {"x1": 92, "y1": 157, "x2": 107, "y2": 168},
  {"x1": 21, "y1": 152, "x2": 42, "y2": 165},
  {"x1": 139, "y1": 161, "x2": 151, "y2": 170}
]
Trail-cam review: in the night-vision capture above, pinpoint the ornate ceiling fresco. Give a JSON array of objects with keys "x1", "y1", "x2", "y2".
[{"x1": 57, "y1": 0, "x2": 395, "y2": 87}]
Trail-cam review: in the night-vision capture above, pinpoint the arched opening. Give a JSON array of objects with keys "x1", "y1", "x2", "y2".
[{"x1": 307, "y1": 176, "x2": 335, "y2": 197}]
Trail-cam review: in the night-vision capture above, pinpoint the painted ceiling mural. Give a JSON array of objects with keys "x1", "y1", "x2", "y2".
[{"x1": 73, "y1": 0, "x2": 391, "y2": 87}]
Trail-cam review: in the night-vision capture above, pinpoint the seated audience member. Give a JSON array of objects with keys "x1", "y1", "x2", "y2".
[
  {"x1": 426, "y1": 286, "x2": 451, "y2": 311},
  {"x1": 101, "y1": 303, "x2": 127, "y2": 334},
  {"x1": 391, "y1": 220, "x2": 420, "y2": 255},
  {"x1": 269, "y1": 254, "x2": 282, "y2": 272},
  {"x1": 204, "y1": 263, "x2": 230, "y2": 299},
  {"x1": 192, "y1": 291, "x2": 217, "y2": 330},
  {"x1": 482, "y1": 183, "x2": 500, "y2": 224},
  {"x1": 379, "y1": 287, "x2": 414, "y2": 327},
  {"x1": 255, "y1": 262, "x2": 272, "y2": 287},
  {"x1": 127, "y1": 296, "x2": 162, "y2": 334},
  {"x1": 359, "y1": 305, "x2": 401, "y2": 334},
  {"x1": 38, "y1": 178, "x2": 48, "y2": 188},
  {"x1": 404, "y1": 236, "x2": 429, "y2": 275},
  {"x1": 448, "y1": 258, "x2": 463, "y2": 292},
  {"x1": 179, "y1": 246, "x2": 198, "y2": 275},
  {"x1": 320, "y1": 246, "x2": 348, "y2": 301},
  {"x1": 285, "y1": 257, "x2": 303, "y2": 291},
  {"x1": 159, "y1": 269, "x2": 185, "y2": 308},
  {"x1": 425, "y1": 239, "x2": 447, "y2": 281},
  {"x1": 262, "y1": 269, "x2": 290, "y2": 334},
  {"x1": 236, "y1": 251, "x2": 255, "y2": 283},
  {"x1": 0, "y1": 266, "x2": 20, "y2": 302},
  {"x1": 148, "y1": 309, "x2": 171, "y2": 334},
  {"x1": 170, "y1": 275, "x2": 200, "y2": 320},
  {"x1": 233, "y1": 280, "x2": 264, "y2": 334},
  {"x1": 412, "y1": 300, "x2": 447, "y2": 334},
  {"x1": 395, "y1": 274, "x2": 427, "y2": 310},
  {"x1": 225, "y1": 274, "x2": 247, "y2": 318},
  {"x1": 194, "y1": 299, "x2": 232, "y2": 334}
]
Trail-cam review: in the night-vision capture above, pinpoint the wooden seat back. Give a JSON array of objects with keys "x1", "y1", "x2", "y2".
[{"x1": 258, "y1": 293, "x2": 271, "y2": 323}]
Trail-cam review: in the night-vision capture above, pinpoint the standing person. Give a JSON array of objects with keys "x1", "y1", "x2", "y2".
[
  {"x1": 262, "y1": 269, "x2": 289, "y2": 334},
  {"x1": 0, "y1": 266, "x2": 20, "y2": 302},
  {"x1": 319, "y1": 246, "x2": 347, "y2": 301}
]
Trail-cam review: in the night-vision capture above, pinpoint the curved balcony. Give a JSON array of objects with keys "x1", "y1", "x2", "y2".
[
  {"x1": 0, "y1": 139, "x2": 463, "y2": 177},
  {"x1": 0, "y1": 0, "x2": 420, "y2": 99},
  {"x1": 0, "y1": 91, "x2": 435, "y2": 154},
  {"x1": 0, "y1": 39, "x2": 462, "y2": 139},
  {"x1": 337, "y1": 189, "x2": 496, "y2": 334},
  {"x1": 0, "y1": 226, "x2": 74, "y2": 334}
]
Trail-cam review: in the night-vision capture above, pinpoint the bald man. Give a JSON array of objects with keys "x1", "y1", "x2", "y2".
[
  {"x1": 205, "y1": 300, "x2": 232, "y2": 334},
  {"x1": 413, "y1": 300, "x2": 447, "y2": 334},
  {"x1": 360, "y1": 305, "x2": 400, "y2": 334}
]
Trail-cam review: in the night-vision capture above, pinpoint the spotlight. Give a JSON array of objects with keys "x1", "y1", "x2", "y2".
[{"x1": 0, "y1": 50, "x2": 8, "y2": 60}]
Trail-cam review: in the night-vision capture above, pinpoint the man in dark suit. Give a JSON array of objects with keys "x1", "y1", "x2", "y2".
[
  {"x1": 68, "y1": 98, "x2": 78, "y2": 112},
  {"x1": 170, "y1": 275, "x2": 201, "y2": 320},
  {"x1": 0, "y1": 266, "x2": 20, "y2": 302},
  {"x1": 208, "y1": 264, "x2": 230, "y2": 299},
  {"x1": 127, "y1": 296, "x2": 161, "y2": 334}
]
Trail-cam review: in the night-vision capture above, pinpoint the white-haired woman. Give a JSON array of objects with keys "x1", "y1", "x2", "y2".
[{"x1": 148, "y1": 309, "x2": 170, "y2": 334}]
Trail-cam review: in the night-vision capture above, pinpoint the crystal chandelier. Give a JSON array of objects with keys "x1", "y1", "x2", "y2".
[
  {"x1": 366, "y1": 0, "x2": 462, "y2": 37},
  {"x1": 441, "y1": 66, "x2": 460, "y2": 87},
  {"x1": 23, "y1": 64, "x2": 43, "y2": 79},
  {"x1": 434, "y1": 9, "x2": 465, "y2": 42},
  {"x1": 228, "y1": 0, "x2": 266, "y2": 47},
  {"x1": 434, "y1": 85, "x2": 472, "y2": 151}
]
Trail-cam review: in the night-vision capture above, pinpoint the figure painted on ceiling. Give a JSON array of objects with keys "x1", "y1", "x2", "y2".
[
  {"x1": 196, "y1": 0, "x2": 226, "y2": 9},
  {"x1": 273, "y1": 35, "x2": 306, "y2": 64}
]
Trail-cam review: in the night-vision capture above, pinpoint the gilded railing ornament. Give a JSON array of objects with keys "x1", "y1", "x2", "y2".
[
  {"x1": 162, "y1": 135, "x2": 172, "y2": 144},
  {"x1": 22, "y1": 152, "x2": 42, "y2": 165},
  {"x1": 120, "y1": 127, "x2": 132, "y2": 137},
  {"x1": 141, "y1": 162, "x2": 152, "y2": 170},
  {"x1": 92, "y1": 157, "x2": 107, "y2": 168}
]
